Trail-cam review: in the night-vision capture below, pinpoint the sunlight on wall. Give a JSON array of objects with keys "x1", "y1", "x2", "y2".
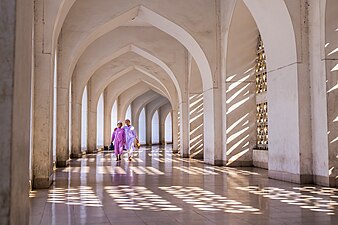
[
  {"x1": 139, "y1": 108, "x2": 146, "y2": 144},
  {"x1": 189, "y1": 94, "x2": 204, "y2": 159},
  {"x1": 81, "y1": 86, "x2": 88, "y2": 150},
  {"x1": 226, "y1": 66, "x2": 256, "y2": 166},
  {"x1": 165, "y1": 113, "x2": 172, "y2": 143},
  {"x1": 152, "y1": 110, "x2": 159, "y2": 144},
  {"x1": 96, "y1": 94, "x2": 104, "y2": 148},
  {"x1": 177, "y1": 111, "x2": 181, "y2": 151}
]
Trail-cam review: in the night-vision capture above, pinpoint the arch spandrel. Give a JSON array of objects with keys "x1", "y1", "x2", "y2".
[
  {"x1": 89, "y1": 69, "x2": 170, "y2": 112},
  {"x1": 59, "y1": 3, "x2": 213, "y2": 91},
  {"x1": 71, "y1": 27, "x2": 185, "y2": 102}
]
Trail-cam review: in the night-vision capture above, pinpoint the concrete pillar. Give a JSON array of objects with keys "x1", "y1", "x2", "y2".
[
  {"x1": 159, "y1": 108, "x2": 166, "y2": 145},
  {"x1": 203, "y1": 88, "x2": 223, "y2": 165},
  {"x1": 87, "y1": 79, "x2": 97, "y2": 153},
  {"x1": 179, "y1": 101, "x2": 190, "y2": 157},
  {"x1": 56, "y1": 79, "x2": 70, "y2": 166},
  {"x1": 71, "y1": 75, "x2": 82, "y2": 158},
  {"x1": 180, "y1": 49, "x2": 190, "y2": 157},
  {"x1": 0, "y1": 0, "x2": 32, "y2": 223},
  {"x1": 172, "y1": 110, "x2": 179, "y2": 152},
  {"x1": 266, "y1": 1, "x2": 312, "y2": 184},
  {"x1": 327, "y1": 59, "x2": 338, "y2": 187},
  {"x1": 32, "y1": 0, "x2": 54, "y2": 188},
  {"x1": 145, "y1": 106, "x2": 153, "y2": 145},
  {"x1": 55, "y1": 29, "x2": 70, "y2": 167},
  {"x1": 201, "y1": 0, "x2": 229, "y2": 166},
  {"x1": 131, "y1": 102, "x2": 139, "y2": 136},
  {"x1": 323, "y1": 0, "x2": 338, "y2": 187},
  {"x1": 306, "y1": 0, "x2": 335, "y2": 187},
  {"x1": 104, "y1": 89, "x2": 111, "y2": 146},
  {"x1": 117, "y1": 96, "x2": 124, "y2": 121}
]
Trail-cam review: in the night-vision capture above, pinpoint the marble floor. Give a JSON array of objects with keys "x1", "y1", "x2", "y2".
[{"x1": 30, "y1": 146, "x2": 338, "y2": 225}]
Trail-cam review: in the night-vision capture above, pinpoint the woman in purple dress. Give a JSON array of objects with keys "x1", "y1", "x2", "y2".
[{"x1": 111, "y1": 121, "x2": 126, "y2": 161}]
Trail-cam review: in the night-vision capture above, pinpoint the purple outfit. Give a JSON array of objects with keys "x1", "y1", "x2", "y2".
[
  {"x1": 111, "y1": 127, "x2": 125, "y2": 156},
  {"x1": 124, "y1": 125, "x2": 138, "y2": 157}
]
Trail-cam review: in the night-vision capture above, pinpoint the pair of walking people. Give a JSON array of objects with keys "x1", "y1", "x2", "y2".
[{"x1": 111, "y1": 119, "x2": 139, "y2": 161}]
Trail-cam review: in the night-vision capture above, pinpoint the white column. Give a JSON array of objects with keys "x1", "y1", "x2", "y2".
[
  {"x1": 87, "y1": 79, "x2": 97, "y2": 153},
  {"x1": 0, "y1": 0, "x2": 33, "y2": 223},
  {"x1": 172, "y1": 110, "x2": 179, "y2": 152},
  {"x1": 158, "y1": 108, "x2": 166, "y2": 145},
  {"x1": 131, "y1": 102, "x2": 139, "y2": 137},
  {"x1": 145, "y1": 105, "x2": 153, "y2": 145},
  {"x1": 179, "y1": 101, "x2": 190, "y2": 158},
  {"x1": 71, "y1": 74, "x2": 82, "y2": 158},
  {"x1": 203, "y1": 88, "x2": 223, "y2": 165},
  {"x1": 56, "y1": 66, "x2": 70, "y2": 166},
  {"x1": 104, "y1": 89, "x2": 111, "y2": 146},
  {"x1": 32, "y1": 0, "x2": 54, "y2": 187}
]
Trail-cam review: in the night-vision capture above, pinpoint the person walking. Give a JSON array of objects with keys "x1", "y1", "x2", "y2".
[
  {"x1": 111, "y1": 121, "x2": 125, "y2": 161},
  {"x1": 124, "y1": 119, "x2": 139, "y2": 161}
]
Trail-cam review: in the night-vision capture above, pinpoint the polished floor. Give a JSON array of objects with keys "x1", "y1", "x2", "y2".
[{"x1": 30, "y1": 146, "x2": 338, "y2": 225}]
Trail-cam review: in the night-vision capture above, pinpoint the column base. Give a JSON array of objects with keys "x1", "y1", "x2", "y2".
[
  {"x1": 33, "y1": 174, "x2": 53, "y2": 189},
  {"x1": 71, "y1": 153, "x2": 82, "y2": 158},
  {"x1": 226, "y1": 160, "x2": 253, "y2": 167},
  {"x1": 87, "y1": 149, "x2": 97, "y2": 154},
  {"x1": 204, "y1": 160, "x2": 223, "y2": 166},
  {"x1": 268, "y1": 170, "x2": 313, "y2": 184},
  {"x1": 56, "y1": 159, "x2": 70, "y2": 168},
  {"x1": 181, "y1": 153, "x2": 190, "y2": 158},
  {"x1": 314, "y1": 175, "x2": 338, "y2": 187}
]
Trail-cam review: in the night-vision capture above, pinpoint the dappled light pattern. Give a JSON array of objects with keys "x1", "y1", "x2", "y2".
[
  {"x1": 47, "y1": 186, "x2": 102, "y2": 207},
  {"x1": 105, "y1": 185, "x2": 182, "y2": 211},
  {"x1": 177, "y1": 111, "x2": 181, "y2": 152},
  {"x1": 189, "y1": 94, "x2": 204, "y2": 159},
  {"x1": 154, "y1": 157, "x2": 179, "y2": 163},
  {"x1": 237, "y1": 186, "x2": 338, "y2": 215},
  {"x1": 173, "y1": 165, "x2": 261, "y2": 176},
  {"x1": 31, "y1": 146, "x2": 338, "y2": 224},
  {"x1": 174, "y1": 166, "x2": 218, "y2": 175},
  {"x1": 225, "y1": 65, "x2": 256, "y2": 166},
  {"x1": 205, "y1": 166, "x2": 261, "y2": 176},
  {"x1": 159, "y1": 186, "x2": 261, "y2": 214},
  {"x1": 62, "y1": 164, "x2": 164, "y2": 176}
]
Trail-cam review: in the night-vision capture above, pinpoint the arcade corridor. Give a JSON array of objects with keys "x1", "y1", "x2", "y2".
[
  {"x1": 30, "y1": 146, "x2": 338, "y2": 225},
  {"x1": 1, "y1": 0, "x2": 338, "y2": 224}
]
